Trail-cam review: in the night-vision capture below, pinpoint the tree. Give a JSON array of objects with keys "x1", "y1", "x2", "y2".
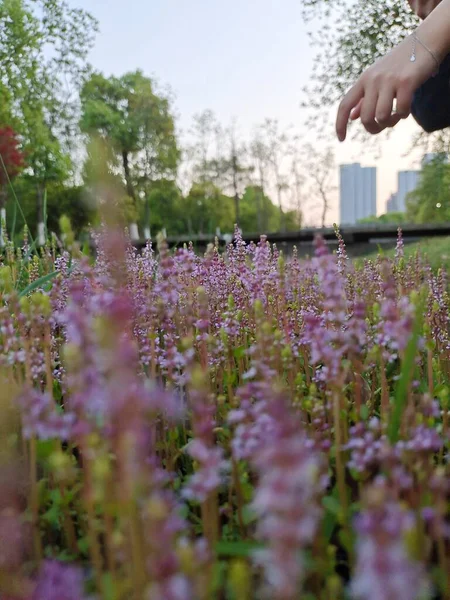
[
  {"x1": 407, "y1": 155, "x2": 450, "y2": 223},
  {"x1": 218, "y1": 124, "x2": 253, "y2": 227},
  {"x1": 257, "y1": 119, "x2": 291, "y2": 231},
  {"x1": 144, "y1": 180, "x2": 184, "y2": 238},
  {"x1": 21, "y1": 112, "x2": 71, "y2": 244},
  {"x1": 0, "y1": 0, "x2": 98, "y2": 243},
  {"x1": 289, "y1": 140, "x2": 306, "y2": 229},
  {"x1": 0, "y1": 126, "x2": 24, "y2": 245},
  {"x1": 240, "y1": 186, "x2": 277, "y2": 233},
  {"x1": 303, "y1": 145, "x2": 336, "y2": 228},
  {"x1": 186, "y1": 110, "x2": 223, "y2": 187},
  {"x1": 358, "y1": 212, "x2": 407, "y2": 225},
  {"x1": 188, "y1": 115, "x2": 252, "y2": 228},
  {"x1": 183, "y1": 182, "x2": 234, "y2": 236},
  {"x1": 80, "y1": 70, "x2": 180, "y2": 239},
  {"x1": 250, "y1": 133, "x2": 271, "y2": 231}
]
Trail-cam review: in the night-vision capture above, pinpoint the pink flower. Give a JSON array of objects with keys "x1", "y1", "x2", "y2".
[
  {"x1": 32, "y1": 560, "x2": 87, "y2": 600},
  {"x1": 351, "y1": 480, "x2": 429, "y2": 600},
  {"x1": 233, "y1": 394, "x2": 328, "y2": 598},
  {"x1": 183, "y1": 440, "x2": 227, "y2": 503}
]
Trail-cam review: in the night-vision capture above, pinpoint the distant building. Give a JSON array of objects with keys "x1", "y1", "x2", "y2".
[
  {"x1": 386, "y1": 193, "x2": 398, "y2": 213},
  {"x1": 397, "y1": 170, "x2": 420, "y2": 212},
  {"x1": 339, "y1": 163, "x2": 377, "y2": 225}
]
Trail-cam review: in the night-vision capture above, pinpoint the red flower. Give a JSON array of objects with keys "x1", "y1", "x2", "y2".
[{"x1": 0, "y1": 126, "x2": 24, "y2": 185}]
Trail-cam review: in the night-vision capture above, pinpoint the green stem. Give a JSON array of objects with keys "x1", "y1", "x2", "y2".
[
  {"x1": 332, "y1": 390, "x2": 348, "y2": 520},
  {"x1": 29, "y1": 437, "x2": 42, "y2": 563}
]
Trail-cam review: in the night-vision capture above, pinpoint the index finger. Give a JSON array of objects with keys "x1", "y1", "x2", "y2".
[{"x1": 336, "y1": 83, "x2": 364, "y2": 142}]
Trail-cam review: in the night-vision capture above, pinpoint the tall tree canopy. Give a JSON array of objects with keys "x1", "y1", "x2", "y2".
[
  {"x1": 80, "y1": 70, "x2": 180, "y2": 211},
  {"x1": 0, "y1": 0, "x2": 97, "y2": 147},
  {"x1": 0, "y1": 0, "x2": 98, "y2": 241},
  {"x1": 407, "y1": 155, "x2": 450, "y2": 223}
]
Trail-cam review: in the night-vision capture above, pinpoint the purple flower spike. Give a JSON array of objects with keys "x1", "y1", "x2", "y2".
[{"x1": 32, "y1": 561, "x2": 87, "y2": 600}]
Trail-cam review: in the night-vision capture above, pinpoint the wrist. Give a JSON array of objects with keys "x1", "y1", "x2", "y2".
[
  {"x1": 411, "y1": 31, "x2": 441, "y2": 74},
  {"x1": 415, "y1": 0, "x2": 450, "y2": 61}
]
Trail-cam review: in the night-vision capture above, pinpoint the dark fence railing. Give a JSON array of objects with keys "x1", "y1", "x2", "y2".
[{"x1": 132, "y1": 223, "x2": 450, "y2": 256}]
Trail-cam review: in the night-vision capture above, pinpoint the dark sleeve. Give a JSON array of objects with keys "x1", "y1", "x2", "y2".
[{"x1": 411, "y1": 53, "x2": 450, "y2": 133}]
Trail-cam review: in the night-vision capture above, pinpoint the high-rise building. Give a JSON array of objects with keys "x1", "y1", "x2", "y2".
[
  {"x1": 339, "y1": 163, "x2": 377, "y2": 225},
  {"x1": 386, "y1": 193, "x2": 398, "y2": 213},
  {"x1": 397, "y1": 170, "x2": 420, "y2": 212}
]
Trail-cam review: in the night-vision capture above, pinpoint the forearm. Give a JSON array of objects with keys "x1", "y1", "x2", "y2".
[{"x1": 416, "y1": 0, "x2": 450, "y2": 62}]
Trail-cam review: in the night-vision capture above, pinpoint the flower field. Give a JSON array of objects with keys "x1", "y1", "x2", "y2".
[{"x1": 0, "y1": 227, "x2": 448, "y2": 600}]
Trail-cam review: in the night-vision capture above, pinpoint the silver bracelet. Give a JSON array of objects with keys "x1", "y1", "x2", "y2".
[{"x1": 410, "y1": 32, "x2": 440, "y2": 76}]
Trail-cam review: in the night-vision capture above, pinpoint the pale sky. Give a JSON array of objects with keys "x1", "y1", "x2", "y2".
[{"x1": 74, "y1": 0, "x2": 426, "y2": 224}]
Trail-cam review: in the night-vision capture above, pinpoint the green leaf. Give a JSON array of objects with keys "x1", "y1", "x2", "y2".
[
  {"x1": 233, "y1": 346, "x2": 246, "y2": 360},
  {"x1": 322, "y1": 495, "x2": 341, "y2": 516},
  {"x1": 338, "y1": 528, "x2": 353, "y2": 556},
  {"x1": 18, "y1": 270, "x2": 59, "y2": 297},
  {"x1": 215, "y1": 540, "x2": 264, "y2": 558},
  {"x1": 102, "y1": 573, "x2": 116, "y2": 600},
  {"x1": 388, "y1": 291, "x2": 426, "y2": 443},
  {"x1": 37, "y1": 439, "x2": 56, "y2": 461},
  {"x1": 322, "y1": 509, "x2": 337, "y2": 543},
  {"x1": 360, "y1": 404, "x2": 369, "y2": 421},
  {"x1": 211, "y1": 561, "x2": 227, "y2": 596},
  {"x1": 242, "y1": 505, "x2": 257, "y2": 526},
  {"x1": 78, "y1": 536, "x2": 90, "y2": 555},
  {"x1": 42, "y1": 503, "x2": 61, "y2": 528}
]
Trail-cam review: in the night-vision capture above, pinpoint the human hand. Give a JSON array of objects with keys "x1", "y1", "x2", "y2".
[
  {"x1": 408, "y1": 0, "x2": 442, "y2": 19},
  {"x1": 336, "y1": 34, "x2": 439, "y2": 141}
]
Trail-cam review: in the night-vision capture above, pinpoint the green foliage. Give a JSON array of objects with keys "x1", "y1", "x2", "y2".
[
  {"x1": 144, "y1": 179, "x2": 185, "y2": 236},
  {"x1": 388, "y1": 291, "x2": 426, "y2": 443},
  {"x1": 361, "y1": 236, "x2": 450, "y2": 272},
  {"x1": 183, "y1": 182, "x2": 234, "y2": 235},
  {"x1": 407, "y1": 155, "x2": 450, "y2": 223},
  {"x1": 5, "y1": 183, "x2": 96, "y2": 241},
  {"x1": 0, "y1": 0, "x2": 97, "y2": 239},
  {"x1": 240, "y1": 186, "x2": 275, "y2": 232},
  {"x1": 80, "y1": 70, "x2": 180, "y2": 209},
  {"x1": 358, "y1": 212, "x2": 407, "y2": 225},
  {"x1": 0, "y1": 0, "x2": 97, "y2": 158}
]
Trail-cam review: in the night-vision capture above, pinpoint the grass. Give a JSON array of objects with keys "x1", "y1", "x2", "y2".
[{"x1": 361, "y1": 235, "x2": 450, "y2": 271}]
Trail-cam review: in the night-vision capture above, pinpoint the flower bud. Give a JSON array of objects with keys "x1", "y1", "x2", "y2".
[
  {"x1": 145, "y1": 496, "x2": 169, "y2": 521},
  {"x1": 228, "y1": 559, "x2": 251, "y2": 600},
  {"x1": 176, "y1": 539, "x2": 196, "y2": 575},
  {"x1": 48, "y1": 451, "x2": 77, "y2": 485},
  {"x1": 0, "y1": 266, "x2": 13, "y2": 293}
]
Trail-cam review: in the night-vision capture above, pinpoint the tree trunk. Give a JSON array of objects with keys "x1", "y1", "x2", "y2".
[
  {"x1": 232, "y1": 154, "x2": 240, "y2": 227},
  {"x1": 129, "y1": 223, "x2": 139, "y2": 240},
  {"x1": 121, "y1": 151, "x2": 139, "y2": 240},
  {"x1": 277, "y1": 185, "x2": 285, "y2": 232},
  {"x1": 234, "y1": 193, "x2": 240, "y2": 230},
  {"x1": 256, "y1": 188, "x2": 262, "y2": 232},
  {"x1": 0, "y1": 186, "x2": 7, "y2": 247},
  {"x1": 320, "y1": 188, "x2": 328, "y2": 229},
  {"x1": 143, "y1": 196, "x2": 151, "y2": 240},
  {"x1": 122, "y1": 150, "x2": 136, "y2": 201},
  {"x1": 257, "y1": 167, "x2": 264, "y2": 232},
  {"x1": 273, "y1": 161, "x2": 285, "y2": 232},
  {"x1": 37, "y1": 184, "x2": 45, "y2": 246}
]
